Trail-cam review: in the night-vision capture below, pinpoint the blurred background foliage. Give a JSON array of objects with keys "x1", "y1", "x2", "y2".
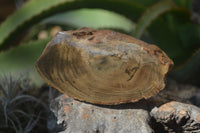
[{"x1": 0, "y1": 0, "x2": 200, "y2": 132}]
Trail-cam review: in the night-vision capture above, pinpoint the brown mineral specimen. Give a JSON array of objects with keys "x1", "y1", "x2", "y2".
[{"x1": 36, "y1": 27, "x2": 173, "y2": 105}]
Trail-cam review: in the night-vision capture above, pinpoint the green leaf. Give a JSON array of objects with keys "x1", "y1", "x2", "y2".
[
  {"x1": 173, "y1": 0, "x2": 193, "y2": 9},
  {"x1": 129, "y1": 0, "x2": 157, "y2": 7},
  {"x1": 43, "y1": 9, "x2": 134, "y2": 33},
  {"x1": 171, "y1": 49, "x2": 200, "y2": 87},
  {"x1": 0, "y1": 0, "x2": 145, "y2": 51},
  {"x1": 0, "y1": 39, "x2": 49, "y2": 71},
  {"x1": 133, "y1": 0, "x2": 176, "y2": 39},
  {"x1": 148, "y1": 9, "x2": 200, "y2": 66},
  {"x1": 0, "y1": 38, "x2": 50, "y2": 87}
]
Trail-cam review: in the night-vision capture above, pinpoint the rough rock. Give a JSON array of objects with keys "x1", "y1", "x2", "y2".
[
  {"x1": 151, "y1": 101, "x2": 200, "y2": 133},
  {"x1": 148, "y1": 78, "x2": 200, "y2": 107},
  {"x1": 48, "y1": 79, "x2": 200, "y2": 133},
  {"x1": 48, "y1": 94, "x2": 153, "y2": 133}
]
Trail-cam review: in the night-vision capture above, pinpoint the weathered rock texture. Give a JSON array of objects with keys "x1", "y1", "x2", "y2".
[
  {"x1": 48, "y1": 79, "x2": 200, "y2": 133},
  {"x1": 151, "y1": 101, "x2": 200, "y2": 133},
  {"x1": 48, "y1": 95, "x2": 153, "y2": 133}
]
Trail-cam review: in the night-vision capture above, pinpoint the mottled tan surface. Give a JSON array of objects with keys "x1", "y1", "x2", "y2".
[
  {"x1": 151, "y1": 101, "x2": 200, "y2": 132},
  {"x1": 36, "y1": 28, "x2": 173, "y2": 105}
]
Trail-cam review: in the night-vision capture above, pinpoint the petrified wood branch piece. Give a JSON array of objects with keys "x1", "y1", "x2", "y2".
[{"x1": 36, "y1": 28, "x2": 173, "y2": 105}]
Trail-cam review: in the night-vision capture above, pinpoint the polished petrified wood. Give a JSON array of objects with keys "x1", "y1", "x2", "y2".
[{"x1": 36, "y1": 28, "x2": 173, "y2": 105}]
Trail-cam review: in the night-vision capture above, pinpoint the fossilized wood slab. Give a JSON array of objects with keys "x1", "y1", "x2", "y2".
[{"x1": 36, "y1": 28, "x2": 173, "y2": 105}]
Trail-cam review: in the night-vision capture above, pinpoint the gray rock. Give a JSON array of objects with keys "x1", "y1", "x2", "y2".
[
  {"x1": 48, "y1": 79, "x2": 200, "y2": 133},
  {"x1": 48, "y1": 95, "x2": 153, "y2": 133},
  {"x1": 151, "y1": 101, "x2": 200, "y2": 133}
]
